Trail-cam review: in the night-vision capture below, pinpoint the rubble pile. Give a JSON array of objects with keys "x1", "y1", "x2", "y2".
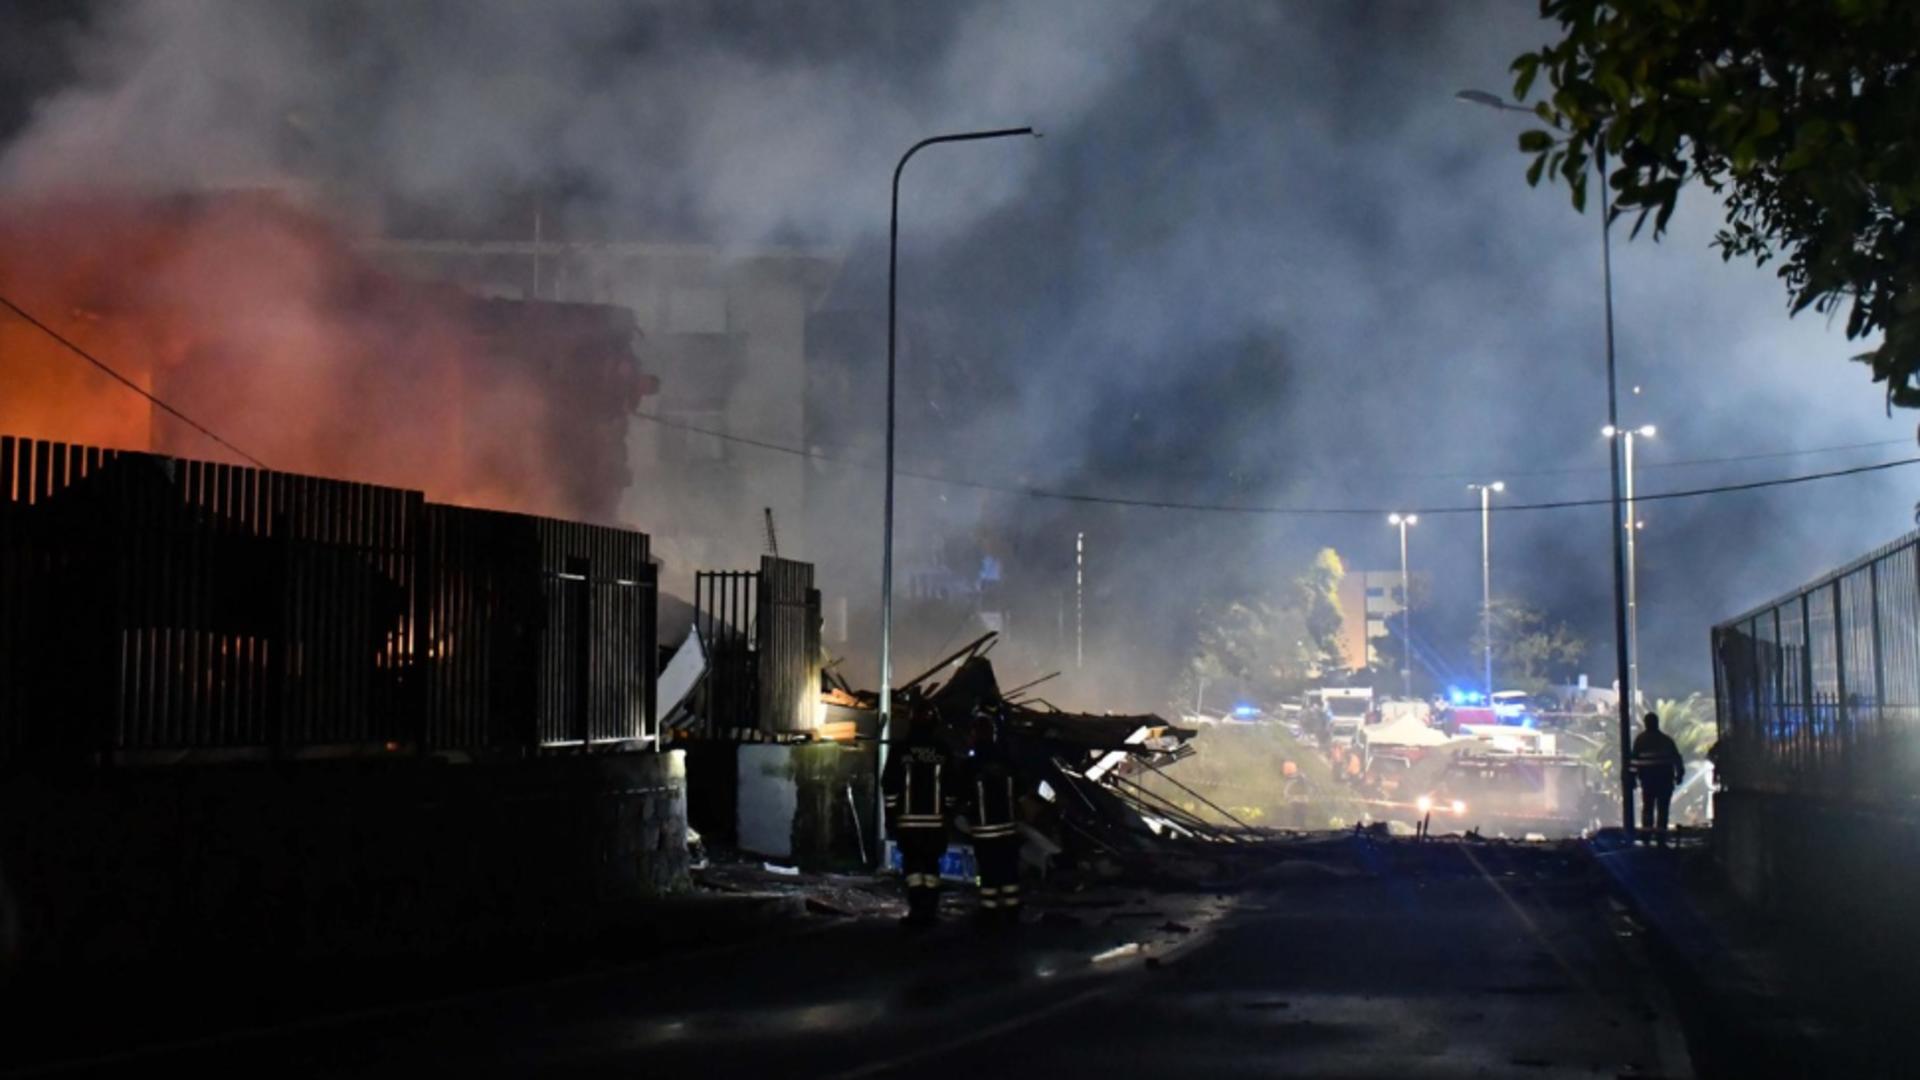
[{"x1": 890, "y1": 633, "x2": 1258, "y2": 875}]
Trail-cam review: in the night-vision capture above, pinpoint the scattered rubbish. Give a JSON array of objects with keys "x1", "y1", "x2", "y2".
[
  {"x1": 870, "y1": 638, "x2": 1245, "y2": 873},
  {"x1": 1159, "y1": 921, "x2": 1193, "y2": 934},
  {"x1": 762, "y1": 862, "x2": 801, "y2": 876},
  {"x1": 1091, "y1": 942, "x2": 1142, "y2": 964},
  {"x1": 805, "y1": 897, "x2": 852, "y2": 917}
]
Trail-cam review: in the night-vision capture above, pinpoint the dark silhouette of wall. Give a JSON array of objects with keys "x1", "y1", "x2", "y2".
[{"x1": 0, "y1": 750, "x2": 687, "y2": 987}]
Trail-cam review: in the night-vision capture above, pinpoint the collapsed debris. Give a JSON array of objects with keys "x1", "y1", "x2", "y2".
[
  {"x1": 660, "y1": 607, "x2": 1255, "y2": 876},
  {"x1": 893, "y1": 633, "x2": 1258, "y2": 873}
]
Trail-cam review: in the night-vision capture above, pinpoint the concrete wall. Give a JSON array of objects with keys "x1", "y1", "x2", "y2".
[
  {"x1": 0, "y1": 751, "x2": 687, "y2": 986},
  {"x1": 1715, "y1": 790, "x2": 1920, "y2": 968}
]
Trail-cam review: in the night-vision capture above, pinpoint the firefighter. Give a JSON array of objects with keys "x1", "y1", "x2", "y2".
[
  {"x1": 966, "y1": 705, "x2": 1022, "y2": 927},
  {"x1": 882, "y1": 700, "x2": 956, "y2": 927},
  {"x1": 1629, "y1": 710, "x2": 1686, "y2": 846}
]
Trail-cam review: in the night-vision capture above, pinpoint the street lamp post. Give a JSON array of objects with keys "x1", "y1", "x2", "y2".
[
  {"x1": 1457, "y1": 89, "x2": 1636, "y2": 832},
  {"x1": 1467, "y1": 481, "x2": 1505, "y2": 697},
  {"x1": 878, "y1": 126, "x2": 1036, "y2": 851},
  {"x1": 1604, "y1": 424, "x2": 1656, "y2": 712},
  {"x1": 1388, "y1": 513, "x2": 1418, "y2": 699}
]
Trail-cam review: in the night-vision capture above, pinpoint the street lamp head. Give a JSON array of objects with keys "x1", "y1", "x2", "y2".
[
  {"x1": 1455, "y1": 89, "x2": 1509, "y2": 109},
  {"x1": 1388, "y1": 513, "x2": 1403, "y2": 526},
  {"x1": 1601, "y1": 424, "x2": 1618, "y2": 438},
  {"x1": 1490, "y1": 480, "x2": 1505, "y2": 492},
  {"x1": 1637, "y1": 424, "x2": 1657, "y2": 438},
  {"x1": 1406, "y1": 514, "x2": 1419, "y2": 526}
]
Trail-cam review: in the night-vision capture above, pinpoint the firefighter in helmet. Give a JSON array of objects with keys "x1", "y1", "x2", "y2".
[
  {"x1": 882, "y1": 699, "x2": 957, "y2": 927},
  {"x1": 966, "y1": 704, "x2": 1023, "y2": 927}
]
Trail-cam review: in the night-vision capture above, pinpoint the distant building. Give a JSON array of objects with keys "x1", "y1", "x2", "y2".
[
  {"x1": 369, "y1": 234, "x2": 1023, "y2": 680},
  {"x1": 1336, "y1": 568, "x2": 1431, "y2": 670},
  {"x1": 0, "y1": 194, "x2": 656, "y2": 525},
  {"x1": 366, "y1": 237, "x2": 843, "y2": 578}
]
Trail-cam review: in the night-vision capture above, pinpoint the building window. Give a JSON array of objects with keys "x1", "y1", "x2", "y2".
[{"x1": 1365, "y1": 586, "x2": 1384, "y2": 598}]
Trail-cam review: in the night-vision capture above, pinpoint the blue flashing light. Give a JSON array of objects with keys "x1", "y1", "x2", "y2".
[
  {"x1": 1447, "y1": 687, "x2": 1466, "y2": 706},
  {"x1": 1233, "y1": 704, "x2": 1259, "y2": 718}
]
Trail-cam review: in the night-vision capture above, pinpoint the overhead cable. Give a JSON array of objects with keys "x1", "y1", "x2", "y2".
[
  {"x1": 634, "y1": 409, "x2": 1920, "y2": 517},
  {"x1": 0, "y1": 291, "x2": 267, "y2": 468}
]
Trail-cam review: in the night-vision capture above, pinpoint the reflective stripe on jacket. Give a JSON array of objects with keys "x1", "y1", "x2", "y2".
[
  {"x1": 969, "y1": 763, "x2": 1018, "y2": 840},
  {"x1": 885, "y1": 743, "x2": 955, "y2": 830},
  {"x1": 1630, "y1": 730, "x2": 1684, "y2": 787}
]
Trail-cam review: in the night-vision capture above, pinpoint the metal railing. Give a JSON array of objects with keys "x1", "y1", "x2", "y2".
[
  {"x1": 1713, "y1": 529, "x2": 1920, "y2": 809},
  {"x1": 691, "y1": 556, "x2": 820, "y2": 737},
  {"x1": 1, "y1": 434, "x2": 657, "y2": 766}
]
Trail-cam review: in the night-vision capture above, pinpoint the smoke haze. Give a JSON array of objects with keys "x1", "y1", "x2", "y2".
[{"x1": 1, "y1": 1, "x2": 1910, "y2": 708}]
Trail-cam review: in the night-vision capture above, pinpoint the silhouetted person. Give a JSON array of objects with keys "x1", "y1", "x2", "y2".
[
  {"x1": 1630, "y1": 711, "x2": 1685, "y2": 845},
  {"x1": 965, "y1": 706, "x2": 1022, "y2": 927},
  {"x1": 882, "y1": 702, "x2": 956, "y2": 927}
]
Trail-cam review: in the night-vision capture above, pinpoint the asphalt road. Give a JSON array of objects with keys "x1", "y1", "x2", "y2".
[{"x1": 17, "y1": 838, "x2": 1694, "y2": 1079}]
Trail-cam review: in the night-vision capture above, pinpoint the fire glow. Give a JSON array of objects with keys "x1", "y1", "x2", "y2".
[{"x1": 0, "y1": 192, "x2": 653, "y2": 523}]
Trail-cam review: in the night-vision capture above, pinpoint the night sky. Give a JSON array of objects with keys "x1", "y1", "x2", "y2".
[{"x1": 2, "y1": 1, "x2": 1911, "y2": 706}]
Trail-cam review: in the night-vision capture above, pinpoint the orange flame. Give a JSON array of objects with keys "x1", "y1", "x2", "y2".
[{"x1": 0, "y1": 192, "x2": 652, "y2": 523}]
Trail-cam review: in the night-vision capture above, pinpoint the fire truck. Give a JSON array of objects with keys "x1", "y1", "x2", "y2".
[{"x1": 1417, "y1": 751, "x2": 1603, "y2": 838}]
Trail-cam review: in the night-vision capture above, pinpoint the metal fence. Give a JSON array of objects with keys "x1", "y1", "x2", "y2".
[
  {"x1": 1712, "y1": 529, "x2": 1920, "y2": 809},
  {"x1": 1, "y1": 435, "x2": 656, "y2": 767},
  {"x1": 694, "y1": 569, "x2": 759, "y2": 732},
  {"x1": 417, "y1": 506, "x2": 657, "y2": 753},
  {"x1": 691, "y1": 556, "x2": 821, "y2": 737},
  {"x1": 755, "y1": 556, "x2": 822, "y2": 735}
]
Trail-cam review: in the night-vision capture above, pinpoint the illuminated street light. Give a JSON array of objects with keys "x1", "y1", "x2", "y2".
[
  {"x1": 1603, "y1": 423, "x2": 1657, "y2": 712},
  {"x1": 1388, "y1": 513, "x2": 1419, "y2": 699},
  {"x1": 1467, "y1": 481, "x2": 1505, "y2": 697},
  {"x1": 1460, "y1": 86, "x2": 1636, "y2": 833}
]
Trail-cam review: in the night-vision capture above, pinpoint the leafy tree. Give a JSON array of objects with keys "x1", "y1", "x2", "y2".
[
  {"x1": 1295, "y1": 547, "x2": 1348, "y2": 669},
  {"x1": 1173, "y1": 548, "x2": 1348, "y2": 713},
  {"x1": 1511, "y1": 0, "x2": 1920, "y2": 405},
  {"x1": 1470, "y1": 597, "x2": 1586, "y2": 694},
  {"x1": 1175, "y1": 597, "x2": 1314, "y2": 713},
  {"x1": 1648, "y1": 692, "x2": 1717, "y2": 759}
]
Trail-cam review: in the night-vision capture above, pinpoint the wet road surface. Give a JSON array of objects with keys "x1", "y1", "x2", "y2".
[{"x1": 16, "y1": 838, "x2": 1692, "y2": 1079}]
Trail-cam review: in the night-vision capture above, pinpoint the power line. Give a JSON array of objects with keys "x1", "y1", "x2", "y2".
[
  {"x1": 1490, "y1": 437, "x2": 1913, "y2": 479},
  {"x1": 0, "y1": 292, "x2": 266, "y2": 468},
  {"x1": 6, "y1": 281, "x2": 1897, "y2": 509},
  {"x1": 635, "y1": 409, "x2": 1920, "y2": 517}
]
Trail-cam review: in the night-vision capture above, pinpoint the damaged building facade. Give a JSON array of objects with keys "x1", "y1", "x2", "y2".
[{"x1": 368, "y1": 233, "x2": 1047, "y2": 691}]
